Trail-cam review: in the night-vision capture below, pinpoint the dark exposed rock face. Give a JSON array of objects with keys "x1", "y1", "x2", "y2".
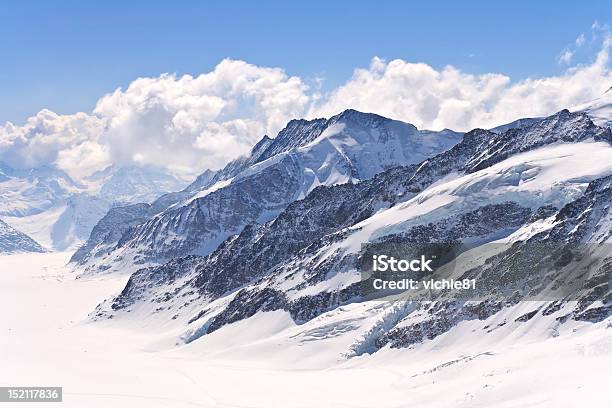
[
  {"x1": 110, "y1": 255, "x2": 201, "y2": 311},
  {"x1": 116, "y1": 153, "x2": 304, "y2": 260},
  {"x1": 193, "y1": 201, "x2": 532, "y2": 335},
  {"x1": 378, "y1": 301, "x2": 505, "y2": 349},
  {"x1": 206, "y1": 284, "x2": 363, "y2": 333},
  {"x1": 70, "y1": 203, "x2": 151, "y2": 266}
]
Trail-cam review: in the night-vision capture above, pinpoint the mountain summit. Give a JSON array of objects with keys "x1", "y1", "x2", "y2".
[{"x1": 71, "y1": 110, "x2": 463, "y2": 274}]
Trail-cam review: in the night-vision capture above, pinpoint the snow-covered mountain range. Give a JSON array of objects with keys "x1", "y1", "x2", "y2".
[
  {"x1": 2, "y1": 95, "x2": 611, "y2": 407},
  {"x1": 70, "y1": 110, "x2": 462, "y2": 273},
  {"x1": 80, "y1": 108, "x2": 611, "y2": 364},
  {"x1": 2, "y1": 95, "x2": 611, "y2": 371},
  {"x1": 0, "y1": 162, "x2": 81, "y2": 217},
  {"x1": 0, "y1": 163, "x2": 186, "y2": 252}
]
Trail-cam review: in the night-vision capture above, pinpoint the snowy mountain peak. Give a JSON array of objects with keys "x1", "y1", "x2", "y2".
[
  {"x1": 184, "y1": 168, "x2": 217, "y2": 192},
  {"x1": 255, "y1": 117, "x2": 329, "y2": 163},
  {"x1": 250, "y1": 134, "x2": 273, "y2": 155},
  {"x1": 72, "y1": 111, "x2": 463, "y2": 274},
  {"x1": 331, "y1": 110, "x2": 416, "y2": 135},
  {"x1": 465, "y1": 109, "x2": 609, "y2": 173},
  {"x1": 332, "y1": 108, "x2": 393, "y2": 124}
]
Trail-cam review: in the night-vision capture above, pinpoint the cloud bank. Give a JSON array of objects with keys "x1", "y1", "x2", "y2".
[
  {"x1": 312, "y1": 46, "x2": 610, "y2": 132},
  {"x1": 93, "y1": 59, "x2": 309, "y2": 176},
  {"x1": 1, "y1": 29, "x2": 611, "y2": 180},
  {"x1": 0, "y1": 109, "x2": 108, "y2": 177}
]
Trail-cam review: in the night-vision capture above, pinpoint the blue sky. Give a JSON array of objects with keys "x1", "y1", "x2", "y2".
[{"x1": 2, "y1": 0, "x2": 611, "y2": 124}]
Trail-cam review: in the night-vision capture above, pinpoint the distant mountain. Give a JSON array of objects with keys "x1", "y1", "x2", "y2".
[
  {"x1": 49, "y1": 194, "x2": 112, "y2": 251},
  {"x1": 71, "y1": 110, "x2": 463, "y2": 273},
  {"x1": 0, "y1": 219, "x2": 45, "y2": 253},
  {"x1": 0, "y1": 162, "x2": 82, "y2": 217},
  {"x1": 3, "y1": 193, "x2": 111, "y2": 252},
  {"x1": 0, "y1": 163, "x2": 188, "y2": 251},
  {"x1": 87, "y1": 165, "x2": 188, "y2": 205}
]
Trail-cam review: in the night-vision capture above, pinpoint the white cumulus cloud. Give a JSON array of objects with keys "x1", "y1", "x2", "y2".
[
  {"x1": 310, "y1": 35, "x2": 612, "y2": 131},
  {"x1": 93, "y1": 59, "x2": 310, "y2": 176},
  {"x1": 1, "y1": 31, "x2": 611, "y2": 181},
  {"x1": 0, "y1": 59, "x2": 310, "y2": 179},
  {"x1": 0, "y1": 109, "x2": 108, "y2": 176}
]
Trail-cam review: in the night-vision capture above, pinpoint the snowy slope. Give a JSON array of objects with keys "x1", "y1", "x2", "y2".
[
  {"x1": 2, "y1": 206, "x2": 66, "y2": 250},
  {"x1": 0, "y1": 219, "x2": 45, "y2": 253},
  {"x1": 573, "y1": 86, "x2": 612, "y2": 128},
  {"x1": 49, "y1": 194, "x2": 112, "y2": 251},
  {"x1": 2, "y1": 252, "x2": 609, "y2": 407},
  {"x1": 340, "y1": 140, "x2": 612, "y2": 251},
  {"x1": 4, "y1": 195, "x2": 111, "y2": 251}
]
